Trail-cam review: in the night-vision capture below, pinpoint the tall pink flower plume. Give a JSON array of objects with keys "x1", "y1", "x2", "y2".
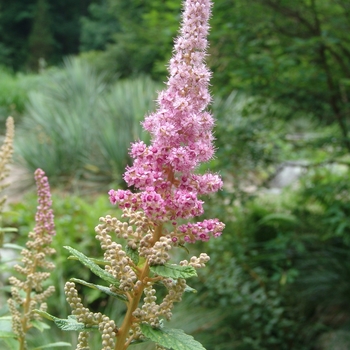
[
  {"x1": 34, "y1": 168, "x2": 56, "y2": 236},
  {"x1": 109, "y1": 0, "x2": 224, "y2": 242}
]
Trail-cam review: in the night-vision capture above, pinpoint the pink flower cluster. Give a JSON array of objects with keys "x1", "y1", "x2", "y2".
[
  {"x1": 179, "y1": 219, "x2": 225, "y2": 243},
  {"x1": 109, "y1": 0, "x2": 224, "y2": 241},
  {"x1": 34, "y1": 168, "x2": 55, "y2": 236}
]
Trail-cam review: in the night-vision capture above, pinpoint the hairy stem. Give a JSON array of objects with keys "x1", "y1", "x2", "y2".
[{"x1": 115, "y1": 225, "x2": 163, "y2": 350}]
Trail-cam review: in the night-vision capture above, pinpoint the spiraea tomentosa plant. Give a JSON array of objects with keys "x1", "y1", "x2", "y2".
[
  {"x1": 7, "y1": 169, "x2": 56, "y2": 350},
  {"x1": 47, "y1": 0, "x2": 224, "y2": 349}
]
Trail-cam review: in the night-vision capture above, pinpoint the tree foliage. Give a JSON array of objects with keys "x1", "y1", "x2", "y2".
[
  {"x1": 27, "y1": 0, "x2": 54, "y2": 71},
  {"x1": 208, "y1": 0, "x2": 350, "y2": 147},
  {"x1": 0, "y1": 0, "x2": 93, "y2": 70}
]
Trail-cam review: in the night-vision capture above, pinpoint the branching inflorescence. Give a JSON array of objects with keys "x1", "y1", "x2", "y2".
[
  {"x1": 63, "y1": 0, "x2": 224, "y2": 349},
  {"x1": 8, "y1": 169, "x2": 55, "y2": 350}
]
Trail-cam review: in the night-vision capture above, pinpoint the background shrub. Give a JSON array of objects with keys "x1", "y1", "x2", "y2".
[{"x1": 15, "y1": 58, "x2": 160, "y2": 189}]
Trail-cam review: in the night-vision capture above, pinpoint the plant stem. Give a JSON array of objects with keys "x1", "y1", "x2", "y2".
[
  {"x1": 19, "y1": 256, "x2": 37, "y2": 350},
  {"x1": 115, "y1": 225, "x2": 163, "y2": 350}
]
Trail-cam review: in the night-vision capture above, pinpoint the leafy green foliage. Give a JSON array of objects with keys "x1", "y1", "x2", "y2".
[
  {"x1": 150, "y1": 264, "x2": 197, "y2": 279},
  {"x1": 64, "y1": 246, "x2": 120, "y2": 288},
  {"x1": 79, "y1": 0, "x2": 180, "y2": 80},
  {"x1": 80, "y1": 2, "x2": 120, "y2": 52},
  {"x1": 0, "y1": 67, "x2": 41, "y2": 123},
  {"x1": 140, "y1": 324, "x2": 206, "y2": 350},
  {"x1": 209, "y1": 0, "x2": 350, "y2": 112},
  {"x1": 35, "y1": 310, "x2": 97, "y2": 332},
  {"x1": 193, "y1": 159, "x2": 350, "y2": 349},
  {"x1": 70, "y1": 278, "x2": 126, "y2": 301},
  {"x1": 27, "y1": 0, "x2": 54, "y2": 71}
]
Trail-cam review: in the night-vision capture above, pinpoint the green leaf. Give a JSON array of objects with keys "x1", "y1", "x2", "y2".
[
  {"x1": 257, "y1": 213, "x2": 297, "y2": 226},
  {"x1": 126, "y1": 246, "x2": 139, "y2": 265},
  {"x1": 0, "y1": 228, "x2": 18, "y2": 233},
  {"x1": 150, "y1": 264, "x2": 197, "y2": 279},
  {"x1": 2, "y1": 243, "x2": 24, "y2": 250},
  {"x1": 64, "y1": 246, "x2": 119, "y2": 287},
  {"x1": 70, "y1": 278, "x2": 127, "y2": 301},
  {"x1": 55, "y1": 315, "x2": 98, "y2": 332},
  {"x1": 2, "y1": 337, "x2": 18, "y2": 350},
  {"x1": 184, "y1": 284, "x2": 197, "y2": 293},
  {"x1": 33, "y1": 342, "x2": 71, "y2": 349},
  {"x1": 31, "y1": 319, "x2": 50, "y2": 332},
  {"x1": 140, "y1": 324, "x2": 206, "y2": 350},
  {"x1": 34, "y1": 310, "x2": 97, "y2": 332},
  {"x1": 34, "y1": 309, "x2": 59, "y2": 322},
  {"x1": 0, "y1": 330, "x2": 17, "y2": 338}
]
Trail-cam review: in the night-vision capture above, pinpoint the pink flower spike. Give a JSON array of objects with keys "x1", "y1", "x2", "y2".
[
  {"x1": 34, "y1": 168, "x2": 55, "y2": 236},
  {"x1": 107, "y1": 0, "x2": 225, "y2": 241}
]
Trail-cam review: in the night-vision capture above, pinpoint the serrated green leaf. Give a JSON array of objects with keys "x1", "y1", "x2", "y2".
[
  {"x1": 70, "y1": 278, "x2": 127, "y2": 301},
  {"x1": 68, "y1": 256, "x2": 108, "y2": 266},
  {"x1": 33, "y1": 342, "x2": 71, "y2": 349},
  {"x1": 64, "y1": 246, "x2": 119, "y2": 287},
  {"x1": 151, "y1": 264, "x2": 197, "y2": 279},
  {"x1": 126, "y1": 246, "x2": 139, "y2": 265},
  {"x1": 140, "y1": 324, "x2": 206, "y2": 350},
  {"x1": 55, "y1": 316, "x2": 98, "y2": 332},
  {"x1": 0, "y1": 330, "x2": 17, "y2": 338},
  {"x1": 34, "y1": 310, "x2": 57, "y2": 322},
  {"x1": 34, "y1": 310, "x2": 97, "y2": 332}
]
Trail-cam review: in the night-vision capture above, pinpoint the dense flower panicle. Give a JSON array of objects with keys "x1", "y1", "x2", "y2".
[
  {"x1": 109, "y1": 0, "x2": 224, "y2": 241},
  {"x1": 178, "y1": 218, "x2": 225, "y2": 243},
  {"x1": 34, "y1": 168, "x2": 56, "y2": 236}
]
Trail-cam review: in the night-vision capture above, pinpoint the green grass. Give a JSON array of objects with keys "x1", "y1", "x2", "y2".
[
  {"x1": 0, "y1": 66, "x2": 42, "y2": 124},
  {"x1": 15, "y1": 58, "x2": 160, "y2": 189}
]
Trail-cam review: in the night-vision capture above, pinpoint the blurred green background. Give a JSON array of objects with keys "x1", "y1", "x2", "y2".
[{"x1": 1, "y1": 0, "x2": 350, "y2": 349}]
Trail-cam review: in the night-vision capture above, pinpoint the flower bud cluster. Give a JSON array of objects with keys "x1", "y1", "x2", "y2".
[
  {"x1": 158, "y1": 278, "x2": 187, "y2": 320},
  {"x1": 95, "y1": 225, "x2": 137, "y2": 291},
  {"x1": 76, "y1": 331, "x2": 89, "y2": 350},
  {"x1": 179, "y1": 219, "x2": 225, "y2": 242},
  {"x1": 180, "y1": 253, "x2": 210, "y2": 268},
  {"x1": 34, "y1": 168, "x2": 56, "y2": 236},
  {"x1": 7, "y1": 298, "x2": 25, "y2": 345},
  {"x1": 65, "y1": 282, "x2": 118, "y2": 350},
  {"x1": 65, "y1": 282, "x2": 103, "y2": 326},
  {"x1": 105, "y1": 242, "x2": 137, "y2": 291},
  {"x1": 99, "y1": 315, "x2": 117, "y2": 350},
  {"x1": 96, "y1": 209, "x2": 152, "y2": 250},
  {"x1": 128, "y1": 322, "x2": 143, "y2": 344},
  {"x1": 139, "y1": 236, "x2": 172, "y2": 265},
  {"x1": 133, "y1": 283, "x2": 160, "y2": 328}
]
